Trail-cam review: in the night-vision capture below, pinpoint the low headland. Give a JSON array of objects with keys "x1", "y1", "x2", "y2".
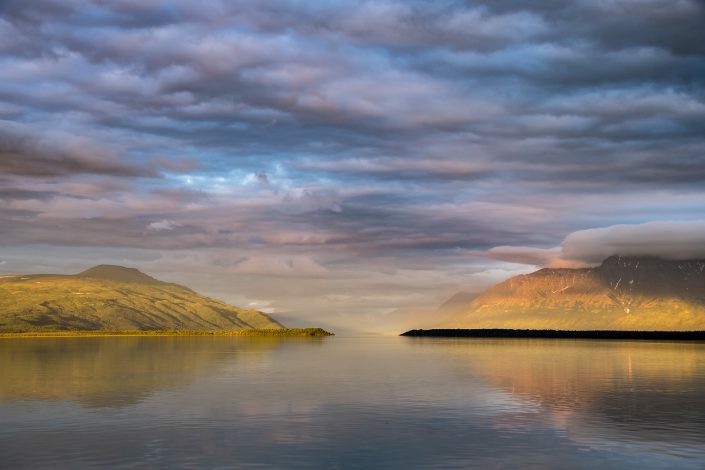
[
  {"x1": 0, "y1": 328, "x2": 334, "y2": 338},
  {"x1": 401, "y1": 329, "x2": 705, "y2": 340}
]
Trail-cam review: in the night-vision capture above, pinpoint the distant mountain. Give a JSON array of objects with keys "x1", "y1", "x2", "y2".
[
  {"x1": 0, "y1": 265, "x2": 283, "y2": 332},
  {"x1": 437, "y1": 291, "x2": 478, "y2": 316},
  {"x1": 444, "y1": 256, "x2": 705, "y2": 331}
]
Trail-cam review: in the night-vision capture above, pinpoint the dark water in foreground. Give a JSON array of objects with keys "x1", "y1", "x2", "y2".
[{"x1": 1, "y1": 336, "x2": 704, "y2": 469}]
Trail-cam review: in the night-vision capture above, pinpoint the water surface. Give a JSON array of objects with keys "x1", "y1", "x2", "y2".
[{"x1": 1, "y1": 336, "x2": 704, "y2": 469}]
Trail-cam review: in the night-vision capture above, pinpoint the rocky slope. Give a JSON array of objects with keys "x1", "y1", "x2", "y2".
[
  {"x1": 444, "y1": 256, "x2": 705, "y2": 330},
  {"x1": 0, "y1": 265, "x2": 284, "y2": 332}
]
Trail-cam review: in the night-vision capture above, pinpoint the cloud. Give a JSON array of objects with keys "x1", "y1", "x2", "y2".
[
  {"x1": 147, "y1": 219, "x2": 180, "y2": 232},
  {"x1": 561, "y1": 220, "x2": 705, "y2": 263},
  {"x1": 151, "y1": 156, "x2": 200, "y2": 173},
  {"x1": 255, "y1": 171, "x2": 269, "y2": 184},
  {"x1": 227, "y1": 255, "x2": 329, "y2": 278},
  {"x1": 0, "y1": 124, "x2": 156, "y2": 178},
  {"x1": 476, "y1": 246, "x2": 563, "y2": 266},
  {"x1": 477, "y1": 221, "x2": 705, "y2": 267}
]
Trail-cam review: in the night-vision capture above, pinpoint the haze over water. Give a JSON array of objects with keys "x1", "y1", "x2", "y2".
[{"x1": 2, "y1": 336, "x2": 704, "y2": 469}]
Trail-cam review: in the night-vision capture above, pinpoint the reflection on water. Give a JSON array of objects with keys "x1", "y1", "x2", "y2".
[
  {"x1": 424, "y1": 339, "x2": 705, "y2": 451},
  {"x1": 1, "y1": 336, "x2": 704, "y2": 469},
  {"x1": 0, "y1": 337, "x2": 283, "y2": 407}
]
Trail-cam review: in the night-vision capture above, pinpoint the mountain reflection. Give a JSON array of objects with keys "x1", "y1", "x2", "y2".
[
  {"x1": 0, "y1": 337, "x2": 283, "y2": 407},
  {"x1": 440, "y1": 339, "x2": 705, "y2": 443}
]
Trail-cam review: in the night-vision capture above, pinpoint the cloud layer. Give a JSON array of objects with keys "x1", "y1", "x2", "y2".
[
  {"x1": 0, "y1": 0, "x2": 704, "y2": 329},
  {"x1": 562, "y1": 221, "x2": 705, "y2": 263},
  {"x1": 477, "y1": 221, "x2": 705, "y2": 268}
]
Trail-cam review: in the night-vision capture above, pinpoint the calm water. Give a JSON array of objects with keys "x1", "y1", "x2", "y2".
[{"x1": 1, "y1": 336, "x2": 705, "y2": 469}]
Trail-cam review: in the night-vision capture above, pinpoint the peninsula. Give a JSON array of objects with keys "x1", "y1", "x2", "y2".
[{"x1": 0, "y1": 265, "x2": 331, "y2": 336}]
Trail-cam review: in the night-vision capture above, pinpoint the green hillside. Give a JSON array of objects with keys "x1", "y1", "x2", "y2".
[{"x1": 0, "y1": 265, "x2": 284, "y2": 332}]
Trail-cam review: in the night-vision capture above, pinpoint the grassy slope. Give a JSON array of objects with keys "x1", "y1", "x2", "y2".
[{"x1": 0, "y1": 273, "x2": 284, "y2": 333}]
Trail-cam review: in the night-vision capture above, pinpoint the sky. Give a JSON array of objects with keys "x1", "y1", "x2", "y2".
[{"x1": 1, "y1": 0, "x2": 704, "y2": 330}]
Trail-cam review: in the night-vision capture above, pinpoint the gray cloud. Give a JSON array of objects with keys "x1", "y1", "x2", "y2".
[
  {"x1": 561, "y1": 221, "x2": 705, "y2": 263},
  {"x1": 0, "y1": 124, "x2": 155, "y2": 177}
]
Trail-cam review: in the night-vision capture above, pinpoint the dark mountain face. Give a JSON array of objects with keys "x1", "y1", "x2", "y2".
[
  {"x1": 444, "y1": 256, "x2": 705, "y2": 331},
  {"x1": 594, "y1": 256, "x2": 705, "y2": 301}
]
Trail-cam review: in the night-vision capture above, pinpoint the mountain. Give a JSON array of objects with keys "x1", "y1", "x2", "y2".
[
  {"x1": 77, "y1": 265, "x2": 161, "y2": 284},
  {"x1": 363, "y1": 291, "x2": 478, "y2": 334},
  {"x1": 444, "y1": 256, "x2": 705, "y2": 331},
  {"x1": 0, "y1": 265, "x2": 284, "y2": 332}
]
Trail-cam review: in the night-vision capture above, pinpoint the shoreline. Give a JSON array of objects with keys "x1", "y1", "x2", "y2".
[
  {"x1": 400, "y1": 329, "x2": 705, "y2": 340},
  {"x1": 0, "y1": 328, "x2": 334, "y2": 338}
]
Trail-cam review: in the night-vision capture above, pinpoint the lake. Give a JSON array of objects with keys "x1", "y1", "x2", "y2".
[{"x1": 1, "y1": 335, "x2": 704, "y2": 469}]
